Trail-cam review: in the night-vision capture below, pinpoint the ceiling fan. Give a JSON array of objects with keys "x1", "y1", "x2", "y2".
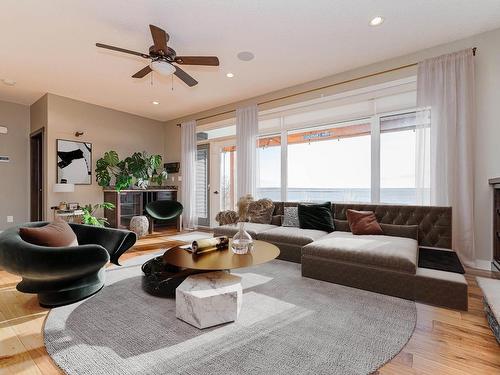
[{"x1": 96, "y1": 24, "x2": 219, "y2": 87}]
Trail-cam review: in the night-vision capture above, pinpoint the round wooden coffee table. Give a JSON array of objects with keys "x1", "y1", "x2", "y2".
[{"x1": 163, "y1": 240, "x2": 280, "y2": 270}]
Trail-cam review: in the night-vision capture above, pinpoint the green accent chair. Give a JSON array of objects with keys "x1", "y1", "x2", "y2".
[
  {"x1": 145, "y1": 200, "x2": 183, "y2": 233},
  {"x1": 0, "y1": 222, "x2": 136, "y2": 307}
]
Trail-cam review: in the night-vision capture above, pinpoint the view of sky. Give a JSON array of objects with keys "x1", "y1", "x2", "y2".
[{"x1": 257, "y1": 130, "x2": 418, "y2": 189}]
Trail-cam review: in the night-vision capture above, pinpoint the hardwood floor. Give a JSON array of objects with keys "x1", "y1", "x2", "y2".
[{"x1": 1, "y1": 235, "x2": 500, "y2": 374}]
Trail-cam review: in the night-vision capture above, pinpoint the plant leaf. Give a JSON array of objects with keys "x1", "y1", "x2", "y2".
[{"x1": 103, "y1": 151, "x2": 119, "y2": 167}]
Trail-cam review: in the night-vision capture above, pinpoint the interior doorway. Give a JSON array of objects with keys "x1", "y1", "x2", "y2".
[{"x1": 30, "y1": 129, "x2": 44, "y2": 221}]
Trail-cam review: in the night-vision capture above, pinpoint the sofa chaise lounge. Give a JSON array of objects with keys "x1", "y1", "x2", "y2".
[{"x1": 214, "y1": 202, "x2": 468, "y2": 311}]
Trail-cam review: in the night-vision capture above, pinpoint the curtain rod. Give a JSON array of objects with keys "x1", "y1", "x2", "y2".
[{"x1": 176, "y1": 47, "x2": 477, "y2": 127}]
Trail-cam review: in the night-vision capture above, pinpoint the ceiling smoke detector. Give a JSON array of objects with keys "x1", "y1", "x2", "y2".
[{"x1": 237, "y1": 51, "x2": 255, "y2": 61}]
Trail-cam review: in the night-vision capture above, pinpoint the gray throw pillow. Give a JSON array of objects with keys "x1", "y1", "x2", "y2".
[{"x1": 282, "y1": 207, "x2": 299, "y2": 227}]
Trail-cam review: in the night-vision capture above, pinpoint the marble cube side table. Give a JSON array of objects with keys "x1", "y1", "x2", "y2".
[{"x1": 176, "y1": 271, "x2": 242, "y2": 329}]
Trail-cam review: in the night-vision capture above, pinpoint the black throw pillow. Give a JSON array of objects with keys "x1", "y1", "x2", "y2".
[{"x1": 298, "y1": 202, "x2": 334, "y2": 233}]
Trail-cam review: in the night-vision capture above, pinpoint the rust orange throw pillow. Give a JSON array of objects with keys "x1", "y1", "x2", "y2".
[
  {"x1": 346, "y1": 209, "x2": 383, "y2": 235},
  {"x1": 20, "y1": 220, "x2": 78, "y2": 247}
]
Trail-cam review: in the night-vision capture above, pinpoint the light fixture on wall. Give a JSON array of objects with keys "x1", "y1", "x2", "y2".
[
  {"x1": 369, "y1": 16, "x2": 384, "y2": 26},
  {"x1": 226, "y1": 72, "x2": 234, "y2": 78},
  {"x1": 74, "y1": 131, "x2": 84, "y2": 137},
  {"x1": 152, "y1": 101, "x2": 160, "y2": 105},
  {"x1": 1, "y1": 78, "x2": 16, "y2": 86}
]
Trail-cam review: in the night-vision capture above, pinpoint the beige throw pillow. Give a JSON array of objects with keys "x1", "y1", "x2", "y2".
[{"x1": 247, "y1": 199, "x2": 275, "y2": 224}]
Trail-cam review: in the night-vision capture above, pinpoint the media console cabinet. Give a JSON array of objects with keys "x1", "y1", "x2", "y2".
[{"x1": 103, "y1": 188, "x2": 180, "y2": 231}]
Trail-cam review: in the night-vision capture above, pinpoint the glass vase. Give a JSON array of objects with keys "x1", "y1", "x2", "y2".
[{"x1": 231, "y1": 222, "x2": 253, "y2": 254}]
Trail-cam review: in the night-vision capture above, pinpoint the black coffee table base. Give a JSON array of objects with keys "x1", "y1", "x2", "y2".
[{"x1": 141, "y1": 256, "x2": 205, "y2": 298}]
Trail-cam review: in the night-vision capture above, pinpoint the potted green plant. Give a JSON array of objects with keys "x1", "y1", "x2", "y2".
[
  {"x1": 95, "y1": 151, "x2": 168, "y2": 191},
  {"x1": 81, "y1": 202, "x2": 115, "y2": 227}
]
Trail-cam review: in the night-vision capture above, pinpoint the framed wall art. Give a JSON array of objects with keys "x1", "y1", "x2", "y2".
[{"x1": 57, "y1": 139, "x2": 92, "y2": 184}]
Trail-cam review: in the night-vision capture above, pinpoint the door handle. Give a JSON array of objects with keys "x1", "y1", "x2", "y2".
[{"x1": 213, "y1": 190, "x2": 219, "y2": 195}]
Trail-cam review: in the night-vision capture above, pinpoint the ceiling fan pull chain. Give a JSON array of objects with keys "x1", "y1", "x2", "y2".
[
  {"x1": 150, "y1": 72, "x2": 153, "y2": 86},
  {"x1": 171, "y1": 74, "x2": 174, "y2": 91}
]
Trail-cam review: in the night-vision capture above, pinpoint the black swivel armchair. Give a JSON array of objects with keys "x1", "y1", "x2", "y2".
[
  {"x1": 0, "y1": 222, "x2": 136, "y2": 307},
  {"x1": 145, "y1": 200, "x2": 183, "y2": 233}
]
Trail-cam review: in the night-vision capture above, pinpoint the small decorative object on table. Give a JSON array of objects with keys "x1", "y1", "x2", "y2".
[
  {"x1": 232, "y1": 194, "x2": 254, "y2": 254},
  {"x1": 51, "y1": 206, "x2": 84, "y2": 223},
  {"x1": 191, "y1": 236, "x2": 229, "y2": 254},
  {"x1": 129, "y1": 215, "x2": 149, "y2": 237}
]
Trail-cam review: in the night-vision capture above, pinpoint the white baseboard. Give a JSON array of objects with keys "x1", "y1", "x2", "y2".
[{"x1": 473, "y1": 259, "x2": 493, "y2": 271}]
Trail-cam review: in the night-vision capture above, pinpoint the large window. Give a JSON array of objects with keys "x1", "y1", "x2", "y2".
[
  {"x1": 287, "y1": 121, "x2": 371, "y2": 202},
  {"x1": 198, "y1": 83, "x2": 431, "y2": 206},
  {"x1": 256, "y1": 135, "x2": 281, "y2": 200},
  {"x1": 380, "y1": 112, "x2": 430, "y2": 204}
]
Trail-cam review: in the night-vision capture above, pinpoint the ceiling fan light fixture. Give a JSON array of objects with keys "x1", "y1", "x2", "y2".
[
  {"x1": 150, "y1": 60, "x2": 176, "y2": 76},
  {"x1": 226, "y1": 72, "x2": 234, "y2": 78}
]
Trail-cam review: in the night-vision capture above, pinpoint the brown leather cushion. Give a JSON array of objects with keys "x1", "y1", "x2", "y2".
[
  {"x1": 334, "y1": 219, "x2": 418, "y2": 240},
  {"x1": 247, "y1": 199, "x2": 275, "y2": 224},
  {"x1": 20, "y1": 220, "x2": 78, "y2": 247},
  {"x1": 346, "y1": 209, "x2": 383, "y2": 235}
]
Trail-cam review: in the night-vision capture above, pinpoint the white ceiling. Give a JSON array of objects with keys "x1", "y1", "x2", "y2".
[{"x1": 1, "y1": 0, "x2": 500, "y2": 121}]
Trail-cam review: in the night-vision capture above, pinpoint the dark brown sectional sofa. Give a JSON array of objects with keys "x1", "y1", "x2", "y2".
[{"x1": 214, "y1": 202, "x2": 468, "y2": 311}]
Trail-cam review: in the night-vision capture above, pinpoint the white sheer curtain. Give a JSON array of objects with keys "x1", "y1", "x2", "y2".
[
  {"x1": 415, "y1": 108, "x2": 431, "y2": 205},
  {"x1": 417, "y1": 49, "x2": 476, "y2": 264},
  {"x1": 236, "y1": 104, "x2": 258, "y2": 199},
  {"x1": 180, "y1": 120, "x2": 197, "y2": 229}
]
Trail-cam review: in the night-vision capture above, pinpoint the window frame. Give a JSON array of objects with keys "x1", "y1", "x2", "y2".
[
  {"x1": 258, "y1": 107, "x2": 429, "y2": 205},
  {"x1": 197, "y1": 100, "x2": 430, "y2": 206}
]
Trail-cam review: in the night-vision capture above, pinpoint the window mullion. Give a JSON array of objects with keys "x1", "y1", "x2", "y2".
[
  {"x1": 371, "y1": 115, "x2": 381, "y2": 203},
  {"x1": 280, "y1": 117, "x2": 288, "y2": 202}
]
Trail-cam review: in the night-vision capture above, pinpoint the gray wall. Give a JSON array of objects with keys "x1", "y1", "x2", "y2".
[{"x1": 0, "y1": 100, "x2": 30, "y2": 230}]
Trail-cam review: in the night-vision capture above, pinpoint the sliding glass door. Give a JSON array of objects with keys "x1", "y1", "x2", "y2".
[{"x1": 208, "y1": 140, "x2": 237, "y2": 227}]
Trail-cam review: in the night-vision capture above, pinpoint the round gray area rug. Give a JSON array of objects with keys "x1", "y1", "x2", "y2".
[{"x1": 44, "y1": 255, "x2": 416, "y2": 375}]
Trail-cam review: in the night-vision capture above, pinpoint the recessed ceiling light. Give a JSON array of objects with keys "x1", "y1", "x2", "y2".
[
  {"x1": 226, "y1": 72, "x2": 234, "y2": 78},
  {"x1": 237, "y1": 51, "x2": 255, "y2": 61},
  {"x1": 152, "y1": 101, "x2": 160, "y2": 105},
  {"x1": 1, "y1": 78, "x2": 16, "y2": 86},
  {"x1": 369, "y1": 16, "x2": 384, "y2": 26}
]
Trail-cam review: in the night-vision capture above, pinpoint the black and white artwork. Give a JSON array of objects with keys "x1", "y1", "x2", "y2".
[{"x1": 57, "y1": 139, "x2": 92, "y2": 184}]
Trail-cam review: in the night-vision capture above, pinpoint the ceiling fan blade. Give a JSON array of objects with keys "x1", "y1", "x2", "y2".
[
  {"x1": 132, "y1": 65, "x2": 153, "y2": 78},
  {"x1": 96, "y1": 43, "x2": 149, "y2": 59},
  {"x1": 175, "y1": 56, "x2": 220, "y2": 66},
  {"x1": 149, "y1": 24, "x2": 169, "y2": 54},
  {"x1": 174, "y1": 66, "x2": 198, "y2": 87}
]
